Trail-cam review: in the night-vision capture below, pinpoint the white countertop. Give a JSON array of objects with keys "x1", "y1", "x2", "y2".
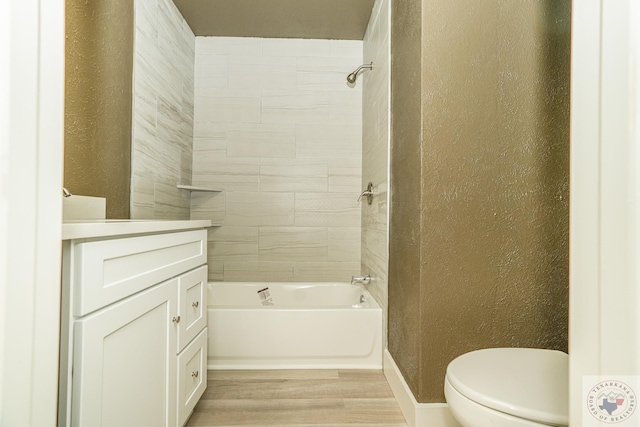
[{"x1": 62, "y1": 220, "x2": 214, "y2": 240}]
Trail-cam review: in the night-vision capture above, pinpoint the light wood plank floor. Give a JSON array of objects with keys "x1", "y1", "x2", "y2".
[{"x1": 186, "y1": 370, "x2": 408, "y2": 427}]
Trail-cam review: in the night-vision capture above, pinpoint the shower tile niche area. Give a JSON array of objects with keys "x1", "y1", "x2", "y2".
[{"x1": 191, "y1": 37, "x2": 364, "y2": 282}]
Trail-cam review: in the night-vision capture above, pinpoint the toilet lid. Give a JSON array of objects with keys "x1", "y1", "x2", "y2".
[{"x1": 446, "y1": 348, "x2": 568, "y2": 426}]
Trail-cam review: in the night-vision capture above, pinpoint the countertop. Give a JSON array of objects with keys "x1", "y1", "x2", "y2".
[{"x1": 62, "y1": 219, "x2": 214, "y2": 240}]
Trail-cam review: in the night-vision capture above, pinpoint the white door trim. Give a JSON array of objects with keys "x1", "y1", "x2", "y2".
[
  {"x1": 0, "y1": 1, "x2": 65, "y2": 426},
  {"x1": 570, "y1": 0, "x2": 640, "y2": 424}
]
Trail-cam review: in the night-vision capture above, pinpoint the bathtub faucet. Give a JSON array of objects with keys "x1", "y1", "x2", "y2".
[{"x1": 351, "y1": 275, "x2": 371, "y2": 285}]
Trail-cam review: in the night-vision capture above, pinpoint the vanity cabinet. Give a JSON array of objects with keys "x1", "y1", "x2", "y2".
[{"x1": 59, "y1": 225, "x2": 210, "y2": 427}]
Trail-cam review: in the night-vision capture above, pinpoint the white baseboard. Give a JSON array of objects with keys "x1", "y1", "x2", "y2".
[{"x1": 383, "y1": 349, "x2": 461, "y2": 427}]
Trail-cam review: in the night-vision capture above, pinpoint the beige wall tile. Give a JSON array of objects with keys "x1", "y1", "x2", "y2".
[
  {"x1": 226, "y1": 192, "x2": 294, "y2": 226},
  {"x1": 295, "y1": 193, "x2": 361, "y2": 227},
  {"x1": 192, "y1": 136, "x2": 227, "y2": 158},
  {"x1": 296, "y1": 124, "x2": 361, "y2": 159},
  {"x1": 362, "y1": 0, "x2": 390, "y2": 347},
  {"x1": 195, "y1": 36, "x2": 262, "y2": 56},
  {"x1": 193, "y1": 174, "x2": 260, "y2": 192},
  {"x1": 189, "y1": 191, "x2": 225, "y2": 223},
  {"x1": 131, "y1": 177, "x2": 155, "y2": 219},
  {"x1": 157, "y1": 95, "x2": 190, "y2": 150},
  {"x1": 262, "y1": 38, "x2": 331, "y2": 58},
  {"x1": 192, "y1": 154, "x2": 260, "y2": 177},
  {"x1": 262, "y1": 91, "x2": 330, "y2": 124},
  {"x1": 328, "y1": 227, "x2": 361, "y2": 262},
  {"x1": 154, "y1": 181, "x2": 190, "y2": 219},
  {"x1": 133, "y1": 80, "x2": 158, "y2": 139},
  {"x1": 260, "y1": 164, "x2": 328, "y2": 192},
  {"x1": 206, "y1": 258, "x2": 224, "y2": 281},
  {"x1": 222, "y1": 261, "x2": 295, "y2": 281},
  {"x1": 330, "y1": 91, "x2": 363, "y2": 125},
  {"x1": 195, "y1": 94, "x2": 261, "y2": 124},
  {"x1": 193, "y1": 120, "x2": 228, "y2": 139},
  {"x1": 228, "y1": 56, "x2": 297, "y2": 91},
  {"x1": 135, "y1": 0, "x2": 158, "y2": 38},
  {"x1": 292, "y1": 262, "x2": 361, "y2": 282},
  {"x1": 259, "y1": 227, "x2": 328, "y2": 261},
  {"x1": 362, "y1": 228, "x2": 387, "y2": 281},
  {"x1": 132, "y1": 137, "x2": 181, "y2": 184},
  {"x1": 131, "y1": 203, "x2": 155, "y2": 220},
  {"x1": 192, "y1": 154, "x2": 260, "y2": 191},
  {"x1": 329, "y1": 166, "x2": 362, "y2": 193},
  {"x1": 195, "y1": 55, "x2": 228, "y2": 95},
  {"x1": 131, "y1": 0, "x2": 194, "y2": 219},
  {"x1": 192, "y1": 37, "x2": 365, "y2": 281},
  {"x1": 208, "y1": 226, "x2": 259, "y2": 261},
  {"x1": 226, "y1": 123, "x2": 296, "y2": 158}
]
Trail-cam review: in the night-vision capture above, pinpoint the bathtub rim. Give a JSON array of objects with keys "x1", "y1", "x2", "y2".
[{"x1": 206, "y1": 281, "x2": 382, "y2": 310}]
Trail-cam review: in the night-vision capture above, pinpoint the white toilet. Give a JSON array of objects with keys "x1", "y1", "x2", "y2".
[{"x1": 444, "y1": 347, "x2": 568, "y2": 427}]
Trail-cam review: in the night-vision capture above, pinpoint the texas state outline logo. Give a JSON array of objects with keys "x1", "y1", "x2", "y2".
[{"x1": 584, "y1": 376, "x2": 638, "y2": 425}]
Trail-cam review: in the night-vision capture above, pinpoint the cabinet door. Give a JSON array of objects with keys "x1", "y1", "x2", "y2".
[
  {"x1": 72, "y1": 279, "x2": 178, "y2": 427},
  {"x1": 177, "y1": 328, "x2": 208, "y2": 427},
  {"x1": 177, "y1": 266, "x2": 207, "y2": 351}
]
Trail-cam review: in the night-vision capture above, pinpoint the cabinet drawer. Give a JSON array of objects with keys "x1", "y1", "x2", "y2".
[
  {"x1": 177, "y1": 328, "x2": 208, "y2": 427},
  {"x1": 178, "y1": 266, "x2": 208, "y2": 352},
  {"x1": 73, "y1": 229, "x2": 207, "y2": 316}
]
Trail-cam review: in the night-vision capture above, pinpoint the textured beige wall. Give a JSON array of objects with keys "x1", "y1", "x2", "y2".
[
  {"x1": 64, "y1": 0, "x2": 133, "y2": 218},
  {"x1": 389, "y1": 0, "x2": 571, "y2": 402},
  {"x1": 388, "y1": 0, "x2": 424, "y2": 397}
]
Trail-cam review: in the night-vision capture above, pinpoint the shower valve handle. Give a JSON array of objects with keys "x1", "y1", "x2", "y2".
[{"x1": 357, "y1": 182, "x2": 374, "y2": 205}]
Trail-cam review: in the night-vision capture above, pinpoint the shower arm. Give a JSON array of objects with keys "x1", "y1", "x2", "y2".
[{"x1": 352, "y1": 62, "x2": 373, "y2": 75}]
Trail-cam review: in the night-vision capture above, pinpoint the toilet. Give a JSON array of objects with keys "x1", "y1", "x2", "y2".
[{"x1": 444, "y1": 347, "x2": 568, "y2": 427}]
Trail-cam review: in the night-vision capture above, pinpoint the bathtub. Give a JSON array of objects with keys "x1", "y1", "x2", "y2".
[{"x1": 207, "y1": 282, "x2": 382, "y2": 369}]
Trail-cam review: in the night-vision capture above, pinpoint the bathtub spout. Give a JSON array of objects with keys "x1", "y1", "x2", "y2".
[{"x1": 351, "y1": 275, "x2": 371, "y2": 285}]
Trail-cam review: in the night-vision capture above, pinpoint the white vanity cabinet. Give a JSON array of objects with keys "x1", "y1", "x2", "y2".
[{"x1": 59, "y1": 223, "x2": 210, "y2": 427}]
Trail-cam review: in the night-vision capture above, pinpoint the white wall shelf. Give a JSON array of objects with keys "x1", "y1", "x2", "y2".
[{"x1": 177, "y1": 185, "x2": 223, "y2": 192}]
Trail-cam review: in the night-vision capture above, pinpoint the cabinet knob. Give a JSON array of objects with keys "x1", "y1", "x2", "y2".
[
  {"x1": 192, "y1": 301, "x2": 199, "y2": 308},
  {"x1": 171, "y1": 316, "x2": 181, "y2": 324},
  {"x1": 191, "y1": 371, "x2": 199, "y2": 378}
]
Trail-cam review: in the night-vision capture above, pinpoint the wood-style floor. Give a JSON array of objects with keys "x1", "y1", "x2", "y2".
[{"x1": 186, "y1": 370, "x2": 408, "y2": 426}]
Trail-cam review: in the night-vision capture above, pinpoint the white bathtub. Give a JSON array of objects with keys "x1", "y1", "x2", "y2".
[{"x1": 207, "y1": 282, "x2": 382, "y2": 369}]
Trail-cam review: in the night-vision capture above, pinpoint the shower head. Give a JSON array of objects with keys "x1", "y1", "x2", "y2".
[{"x1": 346, "y1": 62, "x2": 373, "y2": 84}]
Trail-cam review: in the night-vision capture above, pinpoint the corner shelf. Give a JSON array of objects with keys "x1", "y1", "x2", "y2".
[
  {"x1": 177, "y1": 185, "x2": 223, "y2": 192},
  {"x1": 178, "y1": 185, "x2": 224, "y2": 227}
]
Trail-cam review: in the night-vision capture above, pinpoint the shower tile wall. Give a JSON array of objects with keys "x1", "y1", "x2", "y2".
[
  {"x1": 362, "y1": 0, "x2": 390, "y2": 340},
  {"x1": 192, "y1": 37, "x2": 363, "y2": 282},
  {"x1": 130, "y1": 0, "x2": 195, "y2": 220}
]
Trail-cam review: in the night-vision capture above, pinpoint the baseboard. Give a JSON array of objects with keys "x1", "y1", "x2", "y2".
[{"x1": 383, "y1": 349, "x2": 461, "y2": 427}]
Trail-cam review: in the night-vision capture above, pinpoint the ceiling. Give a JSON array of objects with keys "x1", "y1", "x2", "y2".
[{"x1": 172, "y1": 0, "x2": 375, "y2": 40}]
